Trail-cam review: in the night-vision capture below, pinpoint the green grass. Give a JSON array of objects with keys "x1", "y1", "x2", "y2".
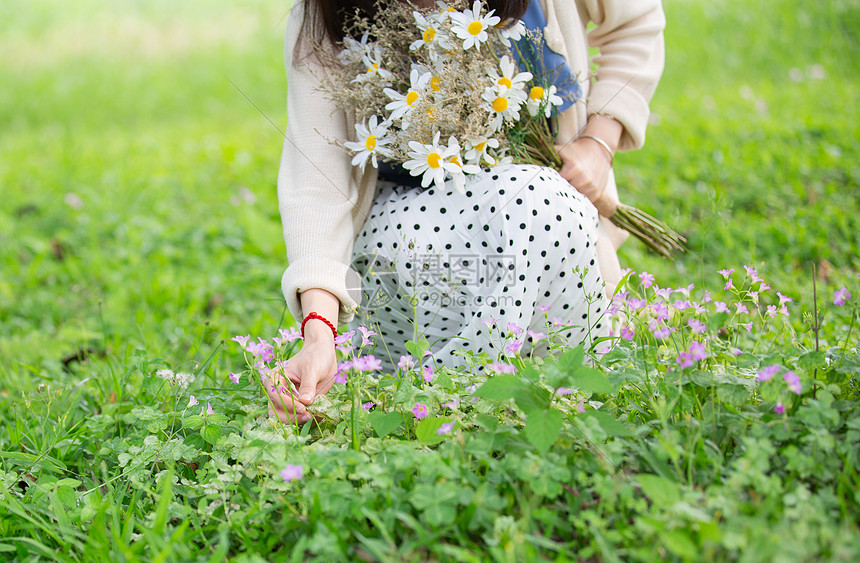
[{"x1": 1, "y1": 0, "x2": 859, "y2": 561}]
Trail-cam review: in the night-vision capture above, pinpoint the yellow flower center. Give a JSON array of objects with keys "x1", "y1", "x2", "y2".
[
  {"x1": 423, "y1": 27, "x2": 436, "y2": 42},
  {"x1": 406, "y1": 91, "x2": 419, "y2": 105},
  {"x1": 365, "y1": 135, "x2": 376, "y2": 151},
  {"x1": 448, "y1": 7, "x2": 455, "y2": 12},
  {"x1": 467, "y1": 21, "x2": 483, "y2": 36},
  {"x1": 529, "y1": 86, "x2": 545, "y2": 100},
  {"x1": 430, "y1": 76, "x2": 441, "y2": 91},
  {"x1": 492, "y1": 96, "x2": 508, "y2": 112},
  {"x1": 427, "y1": 152, "x2": 442, "y2": 169},
  {"x1": 367, "y1": 63, "x2": 379, "y2": 73},
  {"x1": 476, "y1": 141, "x2": 486, "y2": 151},
  {"x1": 449, "y1": 156, "x2": 462, "y2": 167},
  {"x1": 427, "y1": 107, "x2": 436, "y2": 121},
  {"x1": 498, "y1": 77, "x2": 512, "y2": 88}
]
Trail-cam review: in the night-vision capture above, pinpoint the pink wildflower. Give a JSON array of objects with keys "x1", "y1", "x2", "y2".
[
  {"x1": 188, "y1": 395, "x2": 199, "y2": 408},
  {"x1": 702, "y1": 290, "x2": 713, "y2": 303},
  {"x1": 688, "y1": 341, "x2": 707, "y2": 361},
  {"x1": 639, "y1": 271, "x2": 655, "y2": 288},
  {"x1": 229, "y1": 372, "x2": 241, "y2": 384},
  {"x1": 777, "y1": 292, "x2": 792, "y2": 305},
  {"x1": 437, "y1": 422, "x2": 455, "y2": 435},
  {"x1": 675, "y1": 353, "x2": 694, "y2": 368},
  {"x1": 742, "y1": 322, "x2": 753, "y2": 332},
  {"x1": 783, "y1": 371, "x2": 802, "y2": 395},
  {"x1": 735, "y1": 303, "x2": 749, "y2": 315},
  {"x1": 628, "y1": 298, "x2": 646, "y2": 310},
  {"x1": 398, "y1": 355, "x2": 415, "y2": 370},
  {"x1": 621, "y1": 326, "x2": 634, "y2": 340},
  {"x1": 412, "y1": 403, "x2": 428, "y2": 419},
  {"x1": 488, "y1": 361, "x2": 517, "y2": 374},
  {"x1": 536, "y1": 305, "x2": 552, "y2": 313},
  {"x1": 550, "y1": 316, "x2": 564, "y2": 327},
  {"x1": 231, "y1": 334, "x2": 251, "y2": 349},
  {"x1": 506, "y1": 322, "x2": 523, "y2": 335},
  {"x1": 556, "y1": 387, "x2": 574, "y2": 396},
  {"x1": 278, "y1": 327, "x2": 303, "y2": 343},
  {"x1": 504, "y1": 340, "x2": 523, "y2": 354},
  {"x1": 717, "y1": 268, "x2": 735, "y2": 279},
  {"x1": 442, "y1": 398, "x2": 460, "y2": 409},
  {"x1": 281, "y1": 465, "x2": 303, "y2": 482},
  {"x1": 774, "y1": 402, "x2": 785, "y2": 415},
  {"x1": 725, "y1": 279, "x2": 734, "y2": 290},
  {"x1": 527, "y1": 330, "x2": 547, "y2": 343},
  {"x1": 576, "y1": 399, "x2": 586, "y2": 413},
  {"x1": 651, "y1": 302, "x2": 670, "y2": 320},
  {"x1": 655, "y1": 286, "x2": 673, "y2": 300},
  {"x1": 766, "y1": 305, "x2": 778, "y2": 318},
  {"x1": 357, "y1": 326, "x2": 376, "y2": 346},
  {"x1": 834, "y1": 287, "x2": 851, "y2": 306},
  {"x1": 353, "y1": 355, "x2": 382, "y2": 372},
  {"x1": 481, "y1": 316, "x2": 500, "y2": 327},
  {"x1": 714, "y1": 301, "x2": 729, "y2": 313},
  {"x1": 422, "y1": 365, "x2": 435, "y2": 382},
  {"x1": 673, "y1": 300, "x2": 692, "y2": 311},
  {"x1": 757, "y1": 364, "x2": 781, "y2": 382},
  {"x1": 362, "y1": 402, "x2": 375, "y2": 410}
]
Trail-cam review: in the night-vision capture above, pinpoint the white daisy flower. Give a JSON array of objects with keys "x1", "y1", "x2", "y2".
[
  {"x1": 482, "y1": 84, "x2": 524, "y2": 131},
  {"x1": 403, "y1": 131, "x2": 461, "y2": 190},
  {"x1": 337, "y1": 33, "x2": 371, "y2": 66},
  {"x1": 464, "y1": 136, "x2": 500, "y2": 166},
  {"x1": 449, "y1": 0, "x2": 501, "y2": 50},
  {"x1": 496, "y1": 18, "x2": 526, "y2": 46},
  {"x1": 351, "y1": 46, "x2": 394, "y2": 84},
  {"x1": 343, "y1": 116, "x2": 393, "y2": 171},
  {"x1": 525, "y1": 84, "x2": 564, "y2": 118},
  {"x1": 410, "y1": 11, "x2": 453, "y2": 52},
  {"x1": 383, "y1": 68, "x2": 433, "y2": 123},
  {"x1": 444, "y1": 137, "x2": 482, "y2": 193},
  {"x1": 487, "y1": 56, "x2": 532, "y2": 102}
]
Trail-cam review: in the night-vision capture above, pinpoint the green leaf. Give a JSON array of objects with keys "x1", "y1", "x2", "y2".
[
  {"x1": 570, "y1": 367, "x2": 613, "y2": 395},
  {"x1": 184, "y1": 415, "x2": 204, "y2": 430},
  {"x1": 367, "y1": 411, "x2": 402, "y2": 438},
  {"x1": 708, "y1": 312, "x2": 731, "y2": 331},
  {"x1": 638, "y1": 474, "x2": 680, "y2": 508},
  {"x1": 415, "y1": 417, "x2": 451, "y2": 445},
  {"x1": 202, "y1": 424, "x2": 222, "y2": 445},
  {"x1": 404, "y1": 337, "x2": 429, "y2": 359},
  {"x1": 56, "y1": 485, "x2": 77, "y2": 508},
  {"x1": 524, "y1": 408, "x2": 563, "y2": 453},
  {"x1": 393, "y1": 376, "x2": 415, "y2": 406},
  {"x1": 716, "y1": 384, "x2": 750, "y2": 405},
  {"x1": 797, "y1": 351, "x2": 826, "y2": 372},
  {"x1": 580, "y1": 410, "x2": 633, "y2": 437},
  {"x1": 473, "y1": 374, "x2": 527, "y2": 401}
]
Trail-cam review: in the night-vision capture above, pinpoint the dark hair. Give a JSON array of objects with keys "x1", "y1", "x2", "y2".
[{"x1": 299, "y1": 0, "x2": 529, "y2": 52}]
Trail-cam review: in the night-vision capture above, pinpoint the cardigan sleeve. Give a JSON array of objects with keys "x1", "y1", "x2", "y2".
[
  {"x1": 277, "y1": 4, "x2": 362, "y2": 324},
  {"x1": 578, "y1": 0, "x2": 666, "y2": 152}
]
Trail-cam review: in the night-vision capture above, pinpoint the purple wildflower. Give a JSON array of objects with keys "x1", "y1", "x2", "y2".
[
  {"x1": 188, "y1": 395, "x2": 199, "y2": 408},
  {"x1": 576, "y1": 399, "x2": 586, "y2": 413},
  {"x1": 766, "y1": 305, "x2": 778, "y2": 318},
  {"x1": 655, "y1": 286, "x2": 673, "y2": 300},
  {"x1": 757, "y1": 364, "x2": 781, "y2": 382},
  {"x1": 422, "y1": 365, "x2": 435, "y2": 382},
  {"x1": 488, "y1": 361, "x2": 517, "y2": 374},
  {"x1": 777, "y1": 292, "x2": 792, "y2": 305},
  {"x1": 735, "y1": 303, "x2": 749, "y2": 315},
  {"x1": 742, "y1": 322, "x2": 753, "y2": 332},
  {"x1": 628, "y1": 298, "x2": 646, "y2": 310},
  {"x1": 744, "y1": 265, "x2": 758, "y2": 278},
  {"x1": 354, "y1": 355, "x2": 382, "y2": 372},
  {"x1": 362, "y1": 402, "x2": 375, "y2": 410},
  {"x1": 651, "y1": 301, "x2": 670, "y2": 320},
  {"x1": 281, "y1": 465, "x2": 303, "y2": 482},
  {"x1": 649, "y1": 320, "x2": 672, "y2": 339},
  {"x1": 639, "y1": 271, "x2": 655, "y2": 288},
  {"x1": 774, "y1": 402, "x2": 785, "y2": 415},
  {"x1": 412, "y1": 403, "x2": 428, "y2": 419},
  {"x1": 278, "y1": 327, "x2": 303, "y2": 343},
  {"x1": 527, "y1": 330, "x2": 547, "y2": 343},
  {"x1": 673, "y1": 300, "x2": 692, "y2": 311},
  {"x1": 442, "y1": 398, "x2": 460, "y2": 409},
  {"x1": 481, "y1": 316, "x2": 500, "y2": 327},
  {"x1": 834, "y1": 287, "x2": 851, "y2": 306},
  {"x1": 689, "y1": 341, "x2": 707, "y2": 361},
  {"x1": 398, "y1": 355, "x2": 415, "y2": 370},
  {"x1": 717, "y1": 268, "x2": 735, "y2": 279},
  {"x1": 702, "y1": 290, "x2": 713, "y2": 303},
  {"x1": 550, "y1": 316, "x2": 564, "y2": 327},
  {"x1": 504, "y1": 340, "x2": 523, "y2": 354},
  {"x1": 231, "y1": 334, "x2": 251, "y2": 349},
  {"x1": 714, "y1": 301, "x2": 729, "y2": 313},
  {"x1": 783, "y1": 371, "x2": 802, "y2": 395},
  {"x1": 556, "y1": 387, "x2": 574, "y2": 396},
  {"x1": 229, "y1": 372, "x2": 241, "y2": 384},
  {"x1": 506, "y1": 322, "x2": 523, "y2": 336},
  {"x1": 357, "y1": 326, "x2": 376, "y2": 346},
  {"x1": 621, "y1": 326, "x2": 634, "y2": 340},
  {"x1": 725, "y1": 279, "x2": 734, "y2": 291},
  {"x1": 437, "y1": 422, "x2": 455, "y2": 436},
  {"x1": 536, "y1": 305, "x2": 552, "y2": 313},
  {"x1": 675, "y1": 353, "x2": 694, "y2": 368}
]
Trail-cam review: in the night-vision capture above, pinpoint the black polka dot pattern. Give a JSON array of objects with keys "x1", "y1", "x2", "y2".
[{"x1": 350, "y1": 164, "x2": 609, "y2": 371}]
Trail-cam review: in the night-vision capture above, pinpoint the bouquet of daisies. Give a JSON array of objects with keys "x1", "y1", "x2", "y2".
[{"x1": 319, "y1": 0, "x2": 685, "y2": 258}]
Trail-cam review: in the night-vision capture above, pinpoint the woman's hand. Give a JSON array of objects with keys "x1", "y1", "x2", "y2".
[
  {"x1": 266, "y1": 288, "x2": 341, "y2": 425},
  {"x1": 555, "y1": 114, "x2": 624, "y2": 211}
]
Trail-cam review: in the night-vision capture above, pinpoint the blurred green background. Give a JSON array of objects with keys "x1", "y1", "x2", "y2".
[{"x1": 1, "y1": 0, "x2": 858, "y2": 387}]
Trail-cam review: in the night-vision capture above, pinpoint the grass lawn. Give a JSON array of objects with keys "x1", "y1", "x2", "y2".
[{"x1": 1, "y1": 0, "x2": 858, "y2": 560}]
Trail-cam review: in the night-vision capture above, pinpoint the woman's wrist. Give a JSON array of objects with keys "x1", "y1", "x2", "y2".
[{"x1": 583, "y1": 114, "x2": 623, "y2": 154}]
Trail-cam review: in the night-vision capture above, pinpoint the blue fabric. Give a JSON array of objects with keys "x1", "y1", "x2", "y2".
[{"x1": 513, "y1": 0, "x2": 581, "y2": 113}]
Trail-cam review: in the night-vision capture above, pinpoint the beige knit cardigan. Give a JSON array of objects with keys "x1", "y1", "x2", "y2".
[{"x1": 277, "y1": 0, "x2": 666, "y2": 324}]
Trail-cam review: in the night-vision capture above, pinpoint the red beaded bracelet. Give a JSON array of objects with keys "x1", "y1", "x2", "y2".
[{"x1": 301, "y1": 311, "x2": 338, "y2": 340}]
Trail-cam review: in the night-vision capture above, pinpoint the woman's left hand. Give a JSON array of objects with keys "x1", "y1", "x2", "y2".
[{"x1": 555, "y1": 138, "x2": 613, "y2": 204}]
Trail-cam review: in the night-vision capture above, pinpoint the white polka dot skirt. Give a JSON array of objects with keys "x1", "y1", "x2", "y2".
[{"x1": 350, "y1": 164, "x2": 610, "y2": 371}]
